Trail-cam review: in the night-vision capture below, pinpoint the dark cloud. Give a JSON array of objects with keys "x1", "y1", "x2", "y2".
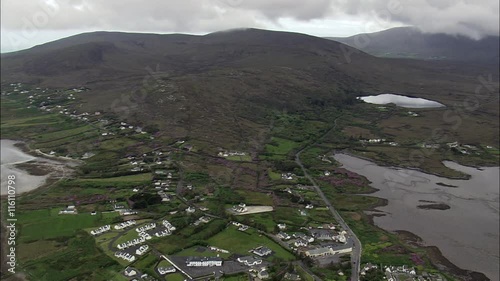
[{"x1": 1, "y1": 0, "x2": 498, "y2": 40}]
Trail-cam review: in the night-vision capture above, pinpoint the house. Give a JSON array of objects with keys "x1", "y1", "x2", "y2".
[
  {"x1": 237, "y1": 256, "x2": 263, "y2": 266},
  {"x1": 305, "y1": 204, "x2": 314, "y2": 209},
  {"x1": 186, "y1": 257, "x2": 223, "y2": 267},
  {"x1": 232, "y1": 203, "x2": 247, "y2": 213},
  {"x1": 59, "y1": 205, "x2": 77, "y2": 215},
  {"x1": 258, "y1": 270, "x2": 270, "y2": 279},
  {"x1": 281, "y1": 173, "x2": 295, "y2": 180},
  {"x1": 186, "y1": 206, "x2": 196, "y2": 213},
  {"x1": 253, "y1": 246, "x2": 272, "y2": 257},
  {"x1": 124, "y1": 267, "x2": 138, "y2": 277},
  {"x1": 277, "y1": 223, "x2": 287, "y2": 230},
  {"x1": 277, "y1": 232, "x2": 291, "y2": 240},
  {"x1": 294, "y1": 239, "x2": 308, "y2": 247},
  {"x1": 324, "y1": 171, "x2": 331, "y2": 176},
  {"x1": 299, "y1": 210, "x2": 307, "y2": 216}
]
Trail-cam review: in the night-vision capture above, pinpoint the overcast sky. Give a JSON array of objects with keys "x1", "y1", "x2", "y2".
[{"x1": 1, "y1": 0, "x2": 499, "y2": 53}]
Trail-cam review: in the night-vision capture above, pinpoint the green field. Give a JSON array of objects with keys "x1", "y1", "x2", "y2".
[
  {"x1": 235, "y1": 190, "x2": 274, "y2": 205},
  {"x1": 18, "y1": 208, "x2": 119, "y2": 242},
  {"x1": 265, "y1": 137, "x2": 300, "y2": 156},
  {"x1": 77, "y1": 173, "x2": 152, "y2": 183},
  {"x1": 207, "y1": 226, "x2": 295, "y2": 261}
]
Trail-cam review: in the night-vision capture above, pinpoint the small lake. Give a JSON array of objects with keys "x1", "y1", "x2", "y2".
[
  {"x1": 333, "y1": 153, "x2": 499, "y2": 281},
  {"x1": 358, "y1": 94, "x2": 445, "y2": 108},
  {"x1": 1, "y1": 139, "x2": 49, "y2": 195}
]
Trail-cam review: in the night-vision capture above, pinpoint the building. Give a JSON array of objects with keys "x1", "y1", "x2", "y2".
[
  {"x1": 59, "y1": 205, "x2": 77, "y2": 215},
  {"x1": 294, "y1": 239, "x2": 308, "y2": 247},
  {"x1": 158, "y1": 266, "x2": 176, "y2": 275},
  {"x1": 277, "y1": 232, "x2": 291, "y2": 240},
  {"x1": 253, "y1": 246, "x2": 272, "y2": 257},
  {"x1": 237, "y1": 256, "x2": 263, "y2": 266},
  {"x1": 186, "y1": 257, "x2": 223, "y2": 267},
  {"x1": 124, "y1": 267, "x2": 138, "y2": 277},
  {"x1": 305, "y1": 247, "x2": 334, "y2": 257},
  {"x1": 258, "y1": 270, "x2": 270, "y2": 279}
]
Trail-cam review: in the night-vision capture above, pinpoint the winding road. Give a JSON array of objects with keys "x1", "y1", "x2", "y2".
[{"x1": 294, "y1": 117, "x2": 362, "y2": 281}]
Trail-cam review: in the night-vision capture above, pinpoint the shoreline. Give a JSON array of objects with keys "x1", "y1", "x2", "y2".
[
  {"x1": 337, "y1": 149, "x2": 476, "y2": 180},
  {"x1": 333, "y1": 151, "x2": 494, "y2": 281},
  {"x1": 1, "y1": 139, "x2": 80, "y2": 198}
]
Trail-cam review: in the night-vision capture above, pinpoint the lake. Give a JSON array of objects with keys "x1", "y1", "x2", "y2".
[
  {"x1": 358, "y1": 93, "x2": 445, "y2": 108},
  {"x1": 333, "y1": 153, "x2": 499, "y2": 281},
  {"x1": 1, "y1": 139, "x2": 49, "y2": 195}
]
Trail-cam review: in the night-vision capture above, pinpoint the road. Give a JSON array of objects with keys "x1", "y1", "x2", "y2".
[{"x1": 294, "y1": 117, "x2": 362, "y2": 281}]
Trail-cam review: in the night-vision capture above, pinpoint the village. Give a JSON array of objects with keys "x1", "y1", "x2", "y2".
[{"x1": 2, "y1": 83, "x2": 482, "y2": 281}]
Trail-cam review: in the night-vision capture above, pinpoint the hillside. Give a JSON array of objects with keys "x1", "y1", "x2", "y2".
[
  {"x1": 329, "y1": 27, "x2": 500, "y2": 63},
  {"x1": 1, "y1": 28, "x2": 498, "y2": 151}
]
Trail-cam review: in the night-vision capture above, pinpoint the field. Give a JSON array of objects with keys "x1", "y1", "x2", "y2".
[
  {"x1": 207, "y1": 226, "x2": 295, "y2": 261},
  {"x1": 17, "y1": 208, "x2": 119, "y2": 242}
]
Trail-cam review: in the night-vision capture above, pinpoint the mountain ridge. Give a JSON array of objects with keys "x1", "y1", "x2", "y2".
[{"x1": 328, "y1": 26, "x2": 500, "y2": 63}]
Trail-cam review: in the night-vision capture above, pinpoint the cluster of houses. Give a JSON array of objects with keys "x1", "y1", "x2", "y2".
[
  {"x1": 135, "y1": 245, "x2": 149, "y2": 256},
  {"x1": 117, "y1": 235, "x2": 148, "y2": 250},
  {"x1": 360, "y1": 264, "x2": 444, "y2": 281},
  {"x1": 154, "y1": 220, "x2": 176, "y2": 237},
  {"x1": 136, "y1": 222, "x2": 156, "y2": 233},
  {"x1": 114, "y1": 220, "x2": 137, "y2": 230},
  {"x1": 90, "y1": 225, "x2": 111, "y2": 236},
  {"x1": 115, "y1": 251, "x2": 136, "y2": 262}
]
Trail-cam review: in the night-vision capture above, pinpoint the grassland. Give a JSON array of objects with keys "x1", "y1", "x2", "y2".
[
  {"x1": 18, "y1": 208, "x2": 119, "y2": 243},
  {"x1": 207, "y1": 226, "x2": 295, "y2": 261}
]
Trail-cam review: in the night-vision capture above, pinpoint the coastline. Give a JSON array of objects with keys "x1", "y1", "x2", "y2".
[
  {"x1": 335, "y1": 151, "x2": 495, "y2": 281},
  {"x1": 1, "y1": 139, "x2": 80, "y2": 198},
  {"x1": 338, "y1": 149, "x2": 474, "y2": 180}
]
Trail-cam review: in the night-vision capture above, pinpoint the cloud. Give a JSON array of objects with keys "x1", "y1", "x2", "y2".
[{"x1": 1, "y1": 0, "x2": 498, "y2": 39}]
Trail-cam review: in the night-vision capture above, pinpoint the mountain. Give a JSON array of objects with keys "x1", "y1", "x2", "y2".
[
  {"x1": 329, "y1": 27, "x2": 500, "y2": 63},
  {"x1": 1, "y1": 28, "x2": 498, "y2": 150}
]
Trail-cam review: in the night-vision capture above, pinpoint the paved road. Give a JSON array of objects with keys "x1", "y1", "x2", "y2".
[{"x1": 294, "y1": 118, "x2": 362, "y2": 281}]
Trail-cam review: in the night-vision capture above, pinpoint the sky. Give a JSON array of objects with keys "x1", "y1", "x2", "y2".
[{"x1": 1, "y1": 0, "x2": 499, "y2": 53}]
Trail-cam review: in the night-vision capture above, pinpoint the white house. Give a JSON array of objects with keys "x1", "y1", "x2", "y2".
[{"x1": 237, "y1": 256, "x2": 263, "y2": 266}]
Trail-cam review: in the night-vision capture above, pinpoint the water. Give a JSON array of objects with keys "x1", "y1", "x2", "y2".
[
  {"x1": 1, "y1": 139, "x2": 49, "y2": 195},
  {"x1": 358, "y1": 94, "x2": 445, "y2": 108},
  {"x1": 333, "y1": 153, "x2": 499, "y2": 280}
]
